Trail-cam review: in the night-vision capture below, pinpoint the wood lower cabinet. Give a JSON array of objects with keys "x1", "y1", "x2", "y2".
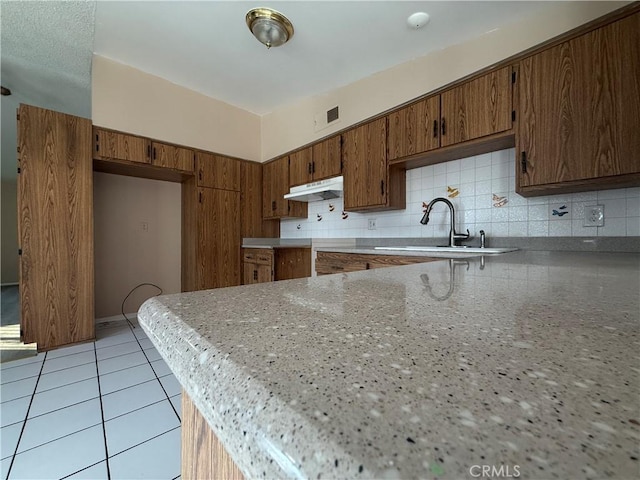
[
  {"x1": 342, "y1": 118, "x2": 405, "y2": 211},
  {"x1": 197, "y1": 152, "x2": 241, "y2": 190},
  {"x1": 262, "y1": 156, "x2": 307, "y2": 219},
  {"x1": 151, "y1": 141, "x2": 194, "y2": 173},
  {"x1": 183, "y1": 181, "x2": 241, "y2": 291},
  {"x1": 242, "y1": 248, "x2": 311, "y2": 285},
  {"x1": 316, "y1": 251, "x2": 436, "y2": 275},
  {"x1": 517, "y1": 12, "x2": 640, "y2": 195},
  {"x1": 440, "y1": 66, "x2": 513, "y2": 147},
  {"x1": 18, "y1": 104, "x2": 95, "y2": 351},
  {"x1": 94, "y1": 127, "x2": 150, "y2": 164}
]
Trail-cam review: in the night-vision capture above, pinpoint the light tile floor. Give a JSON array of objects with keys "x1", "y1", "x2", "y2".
[{"x1": 0, "y1": 320, "x2": 181, "y2": 480}]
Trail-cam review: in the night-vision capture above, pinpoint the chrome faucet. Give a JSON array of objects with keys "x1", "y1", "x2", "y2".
[{"x1": 420, "y1": 197, "x2": 470, "y2": 247}]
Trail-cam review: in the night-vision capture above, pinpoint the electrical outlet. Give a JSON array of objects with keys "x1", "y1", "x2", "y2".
[
  {"x1": 368, "y1": 219, "x2": 377, "y2": 230},
  {"x1": 583, "y1": 205, "x2": 604, "y2": 227},
  {"x1": 141, "y1": 221, "x2": 149, "y2": 232}
]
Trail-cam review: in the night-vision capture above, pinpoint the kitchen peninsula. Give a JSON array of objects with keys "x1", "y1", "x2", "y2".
[{"x1": 138, "y1": 251, "x2": 639, "y2": 479}]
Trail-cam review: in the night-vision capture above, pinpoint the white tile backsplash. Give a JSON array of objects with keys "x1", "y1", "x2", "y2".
[{"x1": 281, "y1": 148, "x2": 640, "y2": 239}]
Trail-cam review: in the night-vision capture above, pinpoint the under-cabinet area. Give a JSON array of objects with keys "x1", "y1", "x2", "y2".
[{"x1": 315, "y1": 251, "x2": 436, "y2": 275}]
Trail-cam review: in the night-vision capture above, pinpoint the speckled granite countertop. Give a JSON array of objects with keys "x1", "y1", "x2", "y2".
[{"x1": 139, "y1": 252, "x2": 640, "y2": 479}]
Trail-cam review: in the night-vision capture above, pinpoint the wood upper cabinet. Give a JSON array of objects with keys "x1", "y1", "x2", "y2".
[
  {"x1": 94, "y1": 128, "x2": 151, "y2": 164},
  {"x1": 262, "y1": 156, "x2": 307, "y2": 219},
  {"x1": 288, "y1": 147, "x2": 313, "y2": 187},
  {"x1": 151, "y1": 141, "x2": 194, "y2": 173},
  {"x1": 197, "y1": 152, "x2": 241, "y2": 191},
  {"x1": 342, "y1": 118, "x2": 405, "y2": 211},
  {"x1": 312, "y1": 135, "x2": 342, "y2": 182},
  {"x1": 517, "y1": 12, "x2": 640, "y2": 195},
  {"x1": 440, "y1": 66, "x2": 513, "y2": 147},
  {"x1": 240, "y1": 161, "x2": 280, "y2": 238},
  {"x1": 387, "y1": 96, "x2": 441, "y2": 161},
  {"x1": 289, "y1": 136, "x2": 342, "y2": 187},
  {"x1": 18, "y1": 104, "x2": 94, "y2": 351}
]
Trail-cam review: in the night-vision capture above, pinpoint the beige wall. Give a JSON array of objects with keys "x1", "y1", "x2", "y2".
[
  {"x1": 93, "y1": 172, "x2": 181, "y2": 319},
  {"x1": 261, "y1": 1, "x2": 627, "y2": 161},
  {"x1": 1, "y1": 181, "x2": 19, "y2": 285},
  {"x1": 92, "y1": 55, "x2": 262, "y2": 161}
]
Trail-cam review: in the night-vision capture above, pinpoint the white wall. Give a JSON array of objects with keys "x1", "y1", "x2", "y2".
[
  {"x1": 281, "y1": 149, "x2": 640, "y2": 239},
  {"x1": 261, "y1": 1, "x2": 626, "y2": 161},
  {"x1": 93, "y1": 172, "x2": 181, "y2": 319}
]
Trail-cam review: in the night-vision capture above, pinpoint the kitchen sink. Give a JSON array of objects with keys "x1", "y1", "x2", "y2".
[{"x1": 374, "y1": 246, "x2": 518, "y2": 254}]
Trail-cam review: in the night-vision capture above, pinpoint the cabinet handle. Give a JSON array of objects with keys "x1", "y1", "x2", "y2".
[
  {"x1": 331, "y1": 265, "x2": 344, "y2": 270},
  {"x1": 312, "y1": 161, "x2": 315, "y2": 174},
  {"x1": 147, "y1": 145, "x2": 151, "y2": 158},
  {"x1": 198, "y1": 170, "x2": 203, "y2": 181},
  {"x1": 365, "y1": 262, "x2": 370, "y2": 270},
  {"x1": 441, "y1": 118, "x2": 446, "y2": 136},
  {"x1": 520, "y1": 151, "x2": 528, "y2": 174},
  {"x1": 433, "y1": 120, "x2": 438, "y2": 138},
  {"x1": 381, "y1": 180, "x2": 385, "y2": 196},
  {"x1": 253, "y1": 270, "x2": 258, "y2": 281},
  {"x1": 272, "y1": 200, "x2": 276, "y2": 211},
  {"x1": 199, "y1": 192, "x2": 202, "y2": 203},
  {"x1": 152, "y1": 147, "x2": 157, "y2": 160},
  {"x1": 308, "y1": 162, "x2": 312, "y2": 174}
]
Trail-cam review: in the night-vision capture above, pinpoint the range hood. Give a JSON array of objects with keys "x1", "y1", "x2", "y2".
[{"x1": 284, "y1": 176, "x2": 343, "y2": 202}]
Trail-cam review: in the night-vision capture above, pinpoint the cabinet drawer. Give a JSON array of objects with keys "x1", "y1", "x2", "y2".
[
  {"x1": 256, "y1": 253, "x2": 273, "y2": 265},
  {"x1": 243, "y1": 251, "x2": 256, "y2": 262}
]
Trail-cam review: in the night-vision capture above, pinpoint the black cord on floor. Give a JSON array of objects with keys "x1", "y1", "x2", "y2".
[{"x1": 121, "y1": 283, "x2": 163, "y2": 328}]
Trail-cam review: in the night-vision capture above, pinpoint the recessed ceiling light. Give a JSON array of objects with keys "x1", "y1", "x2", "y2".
[{"x1": 407, "y1": 12, "x2": 430, "y2": 30}]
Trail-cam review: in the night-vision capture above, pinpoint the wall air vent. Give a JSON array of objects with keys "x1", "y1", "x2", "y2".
[{"x1": 327, "y1": 106, "x2": 339, "y2": 123}]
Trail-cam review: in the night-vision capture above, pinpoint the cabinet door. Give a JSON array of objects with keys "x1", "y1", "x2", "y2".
[
  {"x1": 18, "y1": 105, "x2": 94, "y2": 350},
  {"x1": 152, "y1": 142, "x2": 194, "y2": 172},
  {"x1": 257, "y1": 264, "x2": 273, "y2": 283},
  {"x1": 518, "y1": 13, "x2": 640, "y2": 190},
  {"x1": 240, "y1": 161, "x2": 279, "y2": 238},
  {"x1": 441, "y1": 66, "x2": 512, "y2": 147},
  {"x1": 197, "y1": 152, "x2": 240, "y2": 191},
  {"x1": 262, "y1": 156, "x2": 303, "y2": 219},
  {"x1": 197, "y1": 188, "x2": 240, "y2": 289},
  {"x1": 243, "y1": 262, "x2": 258, "y2": 285},
  {"x1": 343, "y1": 118, "x2": 388, "y2": 210},
  {"x1": 289, "y1": 147, "x2": 313, "y2": 187},
  {"x1": 94, "y1": 128, "x2": 150, "y2": 164},
  {"x1": 387, "y1": 96, "x2": 440, "y2": 160},
  {"x1": 312, "y1": 135, "x2": 342, "y2": 181}
]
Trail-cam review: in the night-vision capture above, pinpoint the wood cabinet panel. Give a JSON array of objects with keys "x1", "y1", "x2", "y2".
[
  {"x1": 197, "y1": 152, "x2": 241, "y2": 191},
  {"x1": 312, "y1": 135, "x2": 342, "y2": 181},
  {"x1": 242, "y1": 248, "x2": 274, "y2": 285},
  {"x1": 316, "y1": 251, "x2": 435, "y2": 276},
  {"x1": 441, "y1": 67, "x2": 512, "y2": 147},
  {"x1": 182, "y1": 391, "x2": 244, "y2": 480},
  {"x1": 388, "y1": 96, "x2": 441, "y2": 161},
  {"x1": 343, "y1": 118, "x2": 405, "y2": 211},
  {"x1": 274, "y1": 248, "x2": 311, "y2": 281},
  {"x1": 518, "y1": 12, "x2": 640, "y2": 193},
  {"x1": 152, "y1": 142, "x2": 194, "y2": 172},
  {"x1": 240, "y1": 161, "x2": 280, "y2": 238},
  {"x1": 263, "y1": 156, "x2": 307, "y2": 219},
  {"x1": 197, "y1": 188, "x2": 241, "y2": 290},
  {"x1": 94, "y1": 128, "x2": 150, "y2": 164},
  {"x1": 289, "y1": 147, "x2": 313, "y2": 187},
  {"x1": 18, "y1": 104, "x2": 94, "y2": 351}
]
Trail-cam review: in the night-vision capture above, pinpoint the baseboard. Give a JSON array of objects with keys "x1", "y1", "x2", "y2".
[
  {"x1": 1, "y1": 282, "x2": 19, "y2": 287},
  {"x1": 95, "y1": 313, "x2": 138, "y2": 325}
]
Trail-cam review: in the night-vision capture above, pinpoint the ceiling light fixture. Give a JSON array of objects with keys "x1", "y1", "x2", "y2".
[
  {"x1": 246, "y1": 7, "x2": 294, "y2": 49},
  {"x1": 407, "y1": 12, "x2": 430, "y2": 30},
  {"x1": 1, "y1": 86, "x2": 11, "y2": 96}
]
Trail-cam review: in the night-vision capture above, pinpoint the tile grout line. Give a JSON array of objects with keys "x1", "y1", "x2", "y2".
[
  {"x1": 126, "y1": 320, "x2": 181, "y2": 422},
  {"x1": 107, "y1": 425, "x2": 181, "y2": 461},
  {"x1": 4, "y1": 351, "x2": 47, "y2": 480},
  {"x1": 93, "y1": 341, "x2": 112, "y2": 480}
]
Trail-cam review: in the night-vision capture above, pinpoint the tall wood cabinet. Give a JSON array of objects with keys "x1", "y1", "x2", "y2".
[
  {"x1": 240, "y1": 161, "x2": 280, "y2": 238},
  {"x1": 517, "y1": 12, "x2": 640, "y2": 195},
  {"x1": 182, "y1": 153, "x2": 242, "y2": 292},
  {"x1": 17, "y1": 104, "x2": 95, "y2": 351},
  {"x1": 262, "y1": 156, "x2": 307, "y2": 219},
  {"x1": 342, "y1": 118, "x2": 406, "y2": 211}
]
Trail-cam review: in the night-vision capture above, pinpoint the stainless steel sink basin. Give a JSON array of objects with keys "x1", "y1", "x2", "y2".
[{"x1": 374, "y1": 246, "x2": 518, "y2": 254}]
